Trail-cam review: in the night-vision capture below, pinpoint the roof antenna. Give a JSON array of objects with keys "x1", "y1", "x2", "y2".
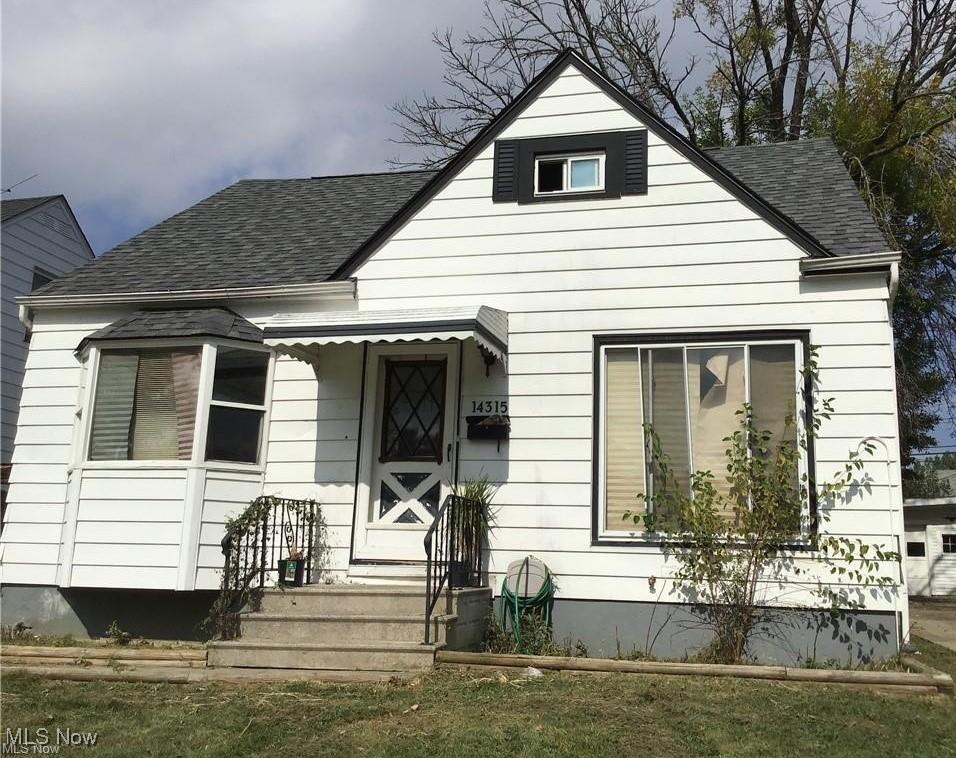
[{"x1": 2, "y1": 174, "x2": 39, "y2": 193}]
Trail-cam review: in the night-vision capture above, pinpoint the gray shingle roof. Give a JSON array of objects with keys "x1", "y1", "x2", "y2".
[
  {"x1": 78, "y1": 307, "x2": 262, "y2": 352},
  {"x1": 37, "y1": 171, "x2": 436, "y2": 297},
  {"x1": 1, "y1": 195, "x2": 58, "y2": 223},
  {"x1": 707, "y1": 138, "x2": 890, "y2": 255},
  {"x1": 34, "y1": 138, "x2": 888, "y2": 300}
]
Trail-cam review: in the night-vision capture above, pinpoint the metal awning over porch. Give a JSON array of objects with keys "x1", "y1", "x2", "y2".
[{"x1": 262, "y1": 305, "x2": 508, "y2": 364}]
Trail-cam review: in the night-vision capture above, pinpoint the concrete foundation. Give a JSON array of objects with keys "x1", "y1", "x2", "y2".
[
  {"x1": 0, "y1": 584, "x2": 216, "y2": 640},
  {"x1": 2, "y1": 584, "x2": 899, "y2": 665},
  {"x1": 542, "y1": 598, "x2": 900, "y2": 665}
]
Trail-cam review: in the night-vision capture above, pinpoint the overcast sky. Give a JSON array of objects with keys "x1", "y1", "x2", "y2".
[{"x1": 2, "y1": 0, "x2": 483, "y2": 252}]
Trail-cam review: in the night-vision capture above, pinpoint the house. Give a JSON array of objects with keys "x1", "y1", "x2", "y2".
[
  {"x1": 0, "y1": 51, "x2": 907, "y2": 664},
  {"x1": 0, "y1": 196, "x2": 93, "y2": 512},
  {"x1": 904, "y1": 496, "x2": 956, "y2": 596}
]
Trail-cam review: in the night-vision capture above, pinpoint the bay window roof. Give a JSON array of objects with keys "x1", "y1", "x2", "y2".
[{"x1": 77, "y1": 307, "x2": 263, "y2": 352}]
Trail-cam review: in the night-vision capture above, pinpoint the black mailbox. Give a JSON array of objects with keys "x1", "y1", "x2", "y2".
[{"x1": 466, "y1": 414, "x2": 510, "y2": 441}]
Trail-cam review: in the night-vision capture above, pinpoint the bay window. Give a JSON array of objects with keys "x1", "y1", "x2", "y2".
[
  {"x1": 596, "y1": 333, "x2": 808, "y2": 539},
  {"x1": 87, "y1": 343, "x2": 271, "y2": 466}
]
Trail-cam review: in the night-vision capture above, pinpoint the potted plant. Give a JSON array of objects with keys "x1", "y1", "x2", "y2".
[
  {"x1": 450, "y1": 475, "x2": 497, "y2": 587},
  {"x1": 277, "y1": 548, "x2": 305, "y2": 587}
]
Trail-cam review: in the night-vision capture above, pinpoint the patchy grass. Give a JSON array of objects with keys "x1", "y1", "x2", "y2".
[
  {"x1": 2, "y1": 667, "x2": 953, "y2": 757},
  {"x1": 0, "y1": 631, "x2": 199, "y2": 649},
  {"x1": 912, "y1": 635, "x2": 956, "y2": 679}
]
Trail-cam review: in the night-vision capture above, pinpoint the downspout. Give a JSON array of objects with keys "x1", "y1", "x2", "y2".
[
  {"x1": 884, "y1": 260, "x2": 908, "y2": 646},
  {"x1": 887, "y1": 261, "x2": 900, "y2": 313}
]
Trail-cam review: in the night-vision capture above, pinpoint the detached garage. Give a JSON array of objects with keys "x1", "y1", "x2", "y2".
[{"x1": 904, "y1": 497, "x2": 956, "y2": 597}]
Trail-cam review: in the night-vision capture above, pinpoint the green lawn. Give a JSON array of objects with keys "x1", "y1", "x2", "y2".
[
  {"x1": 912, "y1": 635, "x2": 956, "y2": 679},
  {"x1": 3, "y1": 657, "x2": 954, "y2": 757}
]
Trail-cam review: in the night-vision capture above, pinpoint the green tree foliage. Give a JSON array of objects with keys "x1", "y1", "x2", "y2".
[{"x1": 805, "y1": 43, "x2": 955, "y2": 493}]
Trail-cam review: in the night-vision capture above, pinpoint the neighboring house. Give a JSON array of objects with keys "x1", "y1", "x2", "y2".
[
  {"x1": 0, "y1": 52, "x2": 908, "y2": 663},
  {"x1": 0, "y1": 196, "x2": 93, "y2": 508},
  {"x1": 903, "y1": 496, "x2": 956, "y2": 596}
]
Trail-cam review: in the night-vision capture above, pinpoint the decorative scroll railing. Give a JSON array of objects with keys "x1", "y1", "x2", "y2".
[
  {"x1": 210, "y1": 495, "x2": 320, "y2": 639},
  {"x1": 423, "y1": 494, "x2": 484, "y2": 644}
]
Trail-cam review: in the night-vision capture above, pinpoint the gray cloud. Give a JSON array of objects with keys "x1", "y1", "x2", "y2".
[{"x1": 1, "y1": 0, "x2": 482, "y2": 251}]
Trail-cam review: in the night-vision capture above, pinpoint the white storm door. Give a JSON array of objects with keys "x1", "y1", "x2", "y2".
[{"x1": 352, "y1": 343, "x2": 459, "y2": 563}]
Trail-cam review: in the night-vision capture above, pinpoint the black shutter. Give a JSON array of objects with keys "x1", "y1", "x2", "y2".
[
  {"x1": 492, "y1": 140, "x2": 519, "y2": 202},
  {"x1": 623, "y1": 130, "x2": 648, "y2": 195}
]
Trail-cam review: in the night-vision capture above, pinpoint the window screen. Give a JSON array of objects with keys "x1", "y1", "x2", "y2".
[{"x1": 906, "y1": 541, "x2": 926, "y2": 557}]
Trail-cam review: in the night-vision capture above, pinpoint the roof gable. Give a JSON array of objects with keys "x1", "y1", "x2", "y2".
[
  {"x1": 1, "y1": 195, "x2": 59, "y2": 223},
  {"x1": 330, "y1": 51, "x2": 864, "y2": 279}
]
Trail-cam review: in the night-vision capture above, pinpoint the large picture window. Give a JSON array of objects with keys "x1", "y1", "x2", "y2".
[
  {"x1": 88, "y1": 348, "x2": 202, "y2": 460},
  {"x1": 205, "y1": 347, "x2": 269, "y2": 463},
  {"x1": 597, "y1": 335, "x2": 806, "y2": 537}
]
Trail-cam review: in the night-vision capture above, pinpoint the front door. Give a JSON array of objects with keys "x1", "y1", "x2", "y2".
[{"x1": 352, "y1": 343, "x2": 459, "y2": 563}]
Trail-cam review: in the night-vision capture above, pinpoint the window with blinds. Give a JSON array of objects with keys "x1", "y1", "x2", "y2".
[
  {"x1": 600, "y1": 339, "x2": 802, "y2": 534},
  {"x1": 88, "y1": 348, "x2": 201, "y2": 460}
]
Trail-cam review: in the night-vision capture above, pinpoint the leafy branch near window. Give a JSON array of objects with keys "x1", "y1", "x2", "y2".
[{"x1": 624, "y1": 346, "x2": 901, "y2": 663}]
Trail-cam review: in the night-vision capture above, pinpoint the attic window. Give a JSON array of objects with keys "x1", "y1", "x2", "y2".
[{"x1": 535, "y1": 153, "x2": 604, "y2": 195}]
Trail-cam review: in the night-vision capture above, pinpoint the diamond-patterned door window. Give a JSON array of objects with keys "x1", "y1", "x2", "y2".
[
  {"x1": 380, "y1": 360, "x2": 446, "y2": 461},
  {"x1": 379, "y1": 482, "x2": 401, "y2": 518},
  {"x1": 419, "y1": 482, "x2": 440, "y2": 517},
  {"x1": 395, "y1": 508, "x2": 424, "y2": 524},
  {"x1": 393, "y1": 472, "x2": 431, "y2": 492}
]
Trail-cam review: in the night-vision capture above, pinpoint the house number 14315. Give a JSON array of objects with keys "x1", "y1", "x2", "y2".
[{"x1": 471, "y1": 400, "x2": 508, "y2": 414}]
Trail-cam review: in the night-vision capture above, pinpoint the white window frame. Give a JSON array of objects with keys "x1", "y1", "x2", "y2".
[
  {"x1": 204, "y1": 343, "x2": 273, "y2": 466},
  {"x1": 534, "y1": 152, "x2": 605, "y2": 195},
  {"x1": 79, "y1": 337, "x2": 274, "y2": 472},
  {"x1": 596, "y1": 337, "x2": 808, "y2": 542}
]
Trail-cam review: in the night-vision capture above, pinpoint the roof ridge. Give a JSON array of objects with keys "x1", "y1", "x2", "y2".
[
  {"x1": 706, "y1": 137, "x2": 834, "y2": 151},
  {"x1": 236, "y1": 168, "x2": 438, "y2": 184}
]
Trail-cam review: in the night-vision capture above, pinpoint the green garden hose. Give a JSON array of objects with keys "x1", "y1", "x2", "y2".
[{"x1": 500, "y1": 560, "x2": 555, "y2": 652}]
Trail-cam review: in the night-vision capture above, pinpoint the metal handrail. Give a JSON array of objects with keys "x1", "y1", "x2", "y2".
[
  {"x1": 220, "y1": 495, "x2": 320, "y2": 597},
  {"x1": 423, "y1": 494, "x2": 483, "y2": 644}
]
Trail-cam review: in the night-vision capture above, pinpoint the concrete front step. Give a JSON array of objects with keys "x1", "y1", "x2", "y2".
[
  {"x1": 207, "y1": 640, "x2": 440, "y2": 671},
  {"x1": 257, "y1": 584, "x2": 430, "y2": 616},
  {"x1": 240, "y1": 612, "x2": 454, "y2": 645}
]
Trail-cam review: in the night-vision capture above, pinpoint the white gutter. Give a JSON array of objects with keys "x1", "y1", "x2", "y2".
[
  {"x1": 17, "y1": 279, "x2": 357, "y2": 328},
  {"x1": 799, "y1": 250, "x2": 902, "y2": 274},
  {"x1": 800, "y1": 251, "x2": 902, "y2": 311}
]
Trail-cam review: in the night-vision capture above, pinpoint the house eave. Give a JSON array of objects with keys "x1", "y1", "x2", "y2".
[
  {"x1": 17, "y1": 280, "x2": 357, "y2": 329},
  {"x1": 799, "y1": 251, "x2": 902, "y2": 276},
  {"x1": 17, "y1": 279, "x2": 356, "y2": 309}
]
